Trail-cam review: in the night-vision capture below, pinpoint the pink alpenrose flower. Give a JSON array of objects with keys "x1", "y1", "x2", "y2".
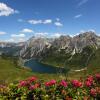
[
  {"x1": 72, "y1": 80, "x2": 82, "y2": 88},
  {"x1": 60, "y1": 80, "x2": 68, "y2": 87}
]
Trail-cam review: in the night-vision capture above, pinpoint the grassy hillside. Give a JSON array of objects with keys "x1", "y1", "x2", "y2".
[
  {"x1": 41, "y1": 47, "x2": 72, "y2": 67},
  {"x1": 0, "y1": 57, "x2": 60, "y2": 83},
  {"x1": 0, "y1": 57, "x2": 34, "y2": 83},
  {"x1": 65, "y1": 47, "x2": 100, "y2": 79},
  {"x1": 87, "y1": 48, "x2": 100, "y2": 73},
  {"x1": 41, "y1": 46, "x2": 100, "y2": 70},
  {"x1": 65, "y1": 46, "x2": 96, "y2": 70}
]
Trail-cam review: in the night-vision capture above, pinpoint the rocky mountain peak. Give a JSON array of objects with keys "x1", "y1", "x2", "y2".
[{"x1": 20, "y1": 32, "x2": 100, "y2": 59}]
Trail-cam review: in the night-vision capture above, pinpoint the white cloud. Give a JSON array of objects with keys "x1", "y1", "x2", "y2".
[
  {"x1": 28, "y1": 19, "x2": 42, "y2": 24},
  {"x1": 80, "y1": 29, "x2": 96, "y2": 33},
  {"x1": 5, "y1": 38, "x2": 15, "y2": 42},
  {"x1": 28, "y1": 19, "x2": 52, "y2": 25},
  {"x1": 74, "y1": 14, "x2": 82, "y2": 18},
  {"x1": 51, "y1": 33, "x2": 66, "y2": 38},
  {"x1": 78, "y1": 0, "x2": 89, "y2": 6},
  {"x1": 35, "y1": 32, "x2": 48, "y2": 38},
  {"x1": 21, "y1": 28, "x2": 34, "y2": 33},
  {"x1": 6, "y1": 38, "x2": 25, "y2": 43},
  {"x1": 54, "y1": 22, "x2": 63, "y2": 27},
  {"x1": 34, "y1": 32, "x2": 66, "y2": 38},
  {"x1": 0, "y1": 31, "x2": 6, "y2": 35},
  {"x1": 0, "y1": 2, "x2": 19, "y2": 16},
  {"x1": 88, "y1": 29, "x2": 95, "y2": 33},
  {"x1": 11, "y1": 34, "x2": 25, "y2": 38},
  {"x1": 69, "y1": 34, "x2": 74, "y2": 37},
  {"x1": 10, "y1": 33, "x2": 26, "y2": 42},
  {"x1": 52, "y1": 33, "x2": 62, "y2": 38},
  {"x1": 43, "y1": 19, "x2": 52, "y2": 24},
  {"x1": 28, "y1": 19, "x2": 63, "y2": 27}
]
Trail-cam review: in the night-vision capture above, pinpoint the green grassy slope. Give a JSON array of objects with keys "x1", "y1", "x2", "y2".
[
  {"x1": 87, "y1": 48, "x2": 100, "y2": 74},
  {"x1": 0, "y1": 57, "x2": 60, "y2": 83},
  {"x1": 65, "y1": 46, "x2": 95, "y2": 70},
  {"x1": 0, "y1": 57, "x2": 34, "y2": 83},
  {"x1": 41, "y1": 46, "x2": 100, "y2": 70},
  {"x1": 68, "y1": 48, "x2": 100, "y2": 79},
  {"x1": 41, "y1": 47, "x2": 71, "y2": 67}
]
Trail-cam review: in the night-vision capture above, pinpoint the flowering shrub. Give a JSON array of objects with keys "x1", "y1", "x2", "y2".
[
  {"x1": 95, "y1": 74, "x2": 100, "y2": 81},
  {"x1": 45, "y1": 80, "x2": 56, "y2": 87},
  {"x1": 71, "y1": 80, "x2": 82, "y2": 88},
  {"x1": 59, "y1": 80, "x2": 68, "y2": 87},
  {"x1": 0, "y1": 74, "x2": 100, "y2": 100}
]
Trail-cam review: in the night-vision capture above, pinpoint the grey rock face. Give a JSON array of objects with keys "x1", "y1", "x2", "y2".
[{"x1": 20, "y1": 32, "x2": 100, "y2": 59}]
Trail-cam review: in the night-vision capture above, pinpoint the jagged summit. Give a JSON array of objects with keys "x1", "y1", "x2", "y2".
[{"x1": 20, "y1": 32, "x2": 100, "y2": 59}]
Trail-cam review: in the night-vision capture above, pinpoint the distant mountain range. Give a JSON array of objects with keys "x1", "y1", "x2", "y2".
[
  {"x1": 0, "y1": 31, "x2": 100, "y2": 69},
  {"x1": 0, "y1": 42, "x2": 25, "y2": 56}
]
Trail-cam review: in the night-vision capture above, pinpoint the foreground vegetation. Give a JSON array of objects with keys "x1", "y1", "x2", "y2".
[
  {"x1": 0, "y1": 74, "x2": 100, "y2": 100},
  {"x1": 0, "y1": 56, "x2": 34, "y2": 83}
]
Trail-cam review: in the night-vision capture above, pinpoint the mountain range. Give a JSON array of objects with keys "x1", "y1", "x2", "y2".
[
  {"x1": 0, "y1": 42, "x2": 25, "y2": 56},
  {"x1": 20, "y1": 31, "x2": 100, "y2": 58},
  {"x1": 0, "y1": 31, "x2": 100, "y2": 70}
]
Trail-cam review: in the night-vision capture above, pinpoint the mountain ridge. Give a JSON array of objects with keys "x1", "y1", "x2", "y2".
[{"x1": 20, "y1": 31, "x2": 100, "y2": 59}]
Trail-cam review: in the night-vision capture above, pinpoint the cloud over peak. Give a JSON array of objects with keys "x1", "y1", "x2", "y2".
[
  {"x1": 0, "y1": 2, "x2": 19, "y2": 16},
  {"x1": 35, "y1": 32, "x2": 48, "y2": 38},
  {"x1": 11, "y1": 34, "x2": 25, "y2": 38},
  {"x1": 10, "y1": 33, "x2": 26, "y2": 42},
  {"x1": 51, "y1": 33, "x2": 64, "y2": 38}
]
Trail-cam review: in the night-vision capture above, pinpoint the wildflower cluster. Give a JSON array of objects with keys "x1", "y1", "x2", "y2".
[{"x1": 0, "y1": 74, "x2": 100, "y2": 100}]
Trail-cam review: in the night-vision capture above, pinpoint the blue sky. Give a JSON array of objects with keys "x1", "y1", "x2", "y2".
[{"x1": 0, "y1": 0, "x2": 100, "y2": 42}]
